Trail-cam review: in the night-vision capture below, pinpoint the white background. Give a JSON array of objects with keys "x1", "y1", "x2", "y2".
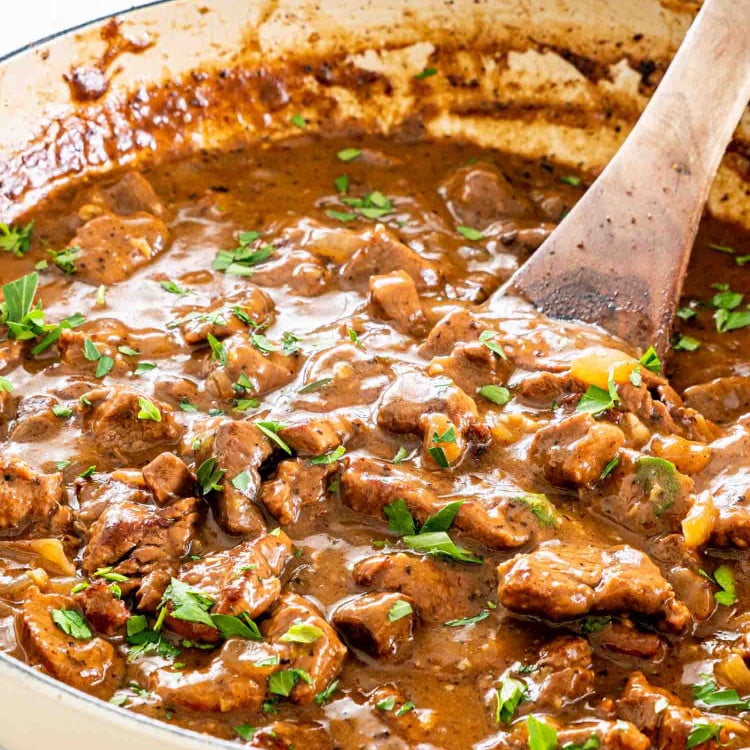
[{"x1": 2, "y1": 1, "x2": 144, "y2": 59}]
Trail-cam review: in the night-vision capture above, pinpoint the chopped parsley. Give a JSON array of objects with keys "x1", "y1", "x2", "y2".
[
  {"x1": 383, "y1": 498, "x2": 417, "y2": 536},
  {"x1": 600, "y1": 456, "x2": 620, "y2": 479},
  {"x1": 279, "y1": 622, "x2": 324, "y2": 643},
  {"x1": 457, "y1": 225, "x2": 484, "y2": 241},
  {"x1": 160, "y1": 279, "x2": 191, "y2": 295},
  {"x1": 231, "y1": 470, "x2": 251, "y2": 492},
  {"x1": 196, "y1": 457, "x2": 226, "y2": 495},
  {"x1": 580, "y1": 615, "x2": 613, "y2": 634},
  {"x1": 560, "y1": 175, "x2": 582, "y2": 187},
  {"x1": 692, "y1": 674, "x2": 750, "y2": 710},
  {"x1": 387, "y1": 599, "x2": 413, "y2": 623},
  {"x1": 290, "y1": 113, "x2": 306, "y2": 129},
  {"x1": 298, "y1": 377, "x2": 332, "y2": 394},
  {"x1": 51, "y1": 608, "x2": 92, "y2": 640},
  {"x1": 337, "y1": 148, "x2": 361, "y2": 162},
  {"x1": 686, "y1": 722, "x2": 723, "y2": 749},
  {"x1": 52, "y1": 403, "x2": 72, "y2": 418},
  {"x1": 495, "y1": 676, "x2": 526, "y2": 724},
  {"x1": 513, "y1": 493, "x2": 561, "y2": 528},
  {"x1": 334, "y1": 175, "x2": 349, "y2": 194},
  {"x1": 576, "y1": 374, "x2": 619, "y2": 416},
  {"x1": 234, "y1": 724, "x2": 255, "y2": 741},
  {"x1": 639, "y1": 345, "x2": 661, "y2": 374},
  {"x1": 268, "y1": 668, "x2": 312, "y2": 697},
  {"x1": 403, "y1": 531, "x2": 482, "y2": 564},
  {"x1": 444, "y1": 610, "x2": 490, "y2": 627},
  {"x1": 137, "y1": 396, "x2": 161, "y2": 422},
  {"x1": 47, "y1": 246, "x2": 79, "y2": 275},
  {"x1": 339, "y1": 190, "x2": 394, "y2": 220},
  {"x1": 213, "y1": 232, "x2": 274, "y2": 276},
  {"x1": 309, "y1": 445, "x2": 346, "y2": 465},
  {"x1": 478, "y1": 384, "x2": 511, "y2": 405},
  {"x1": 415, "y1": 67, "x2": 437, "y2": 79},
  {"x1": 207, "y1": 333, "x2": 227, "y2": 365},
  {"x1": 677, "y1": 306, "x2": 698, "y2": 321},
  {"x1": 326, "y1": 209, "x2": 358, "y2": 223},
  {"x1": 479, "y1": 329, "x2": 507, "y2": 359},
  {"x1": 526, "y1": 715, "x2": 558, "y2": 750},
  {"x1": 700, "y1": 564, "x2": 737, "y2": 607},
  {"x1": 0, "y1": 220, "x2": 34, "y2": 257},
  {"x1": 673, "y1": 334, "x2": 701, "y2": 351},
  {"x1": 376, "y1": 695, "x2": 397, "y2": 711},
  {"x1": 255, "y1": 421, "x2": 292, "y2": 454},
  {"x1": 392, "y1": 446, "x2": 409, "y2": 464}
]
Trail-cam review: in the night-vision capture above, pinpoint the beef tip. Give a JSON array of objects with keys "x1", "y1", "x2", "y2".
[
  {"x1": 507, "y1": 636, "x2": 595, "y2": 713},
  {"x1": 352, "y1": 552, "x2": 479, "y2": 623},
  {"x1": 194, "y1": 420, "x2": 273, "y2": 535},
  {"x1": 73, "y1": 580, "x2": 130, "y2": 636},
  {"x1": 529, "y1": 185, "x2": 580, "y2": 222},
  {"x1": 151, "y1": 638, "x2": 282, "y2": 712},
  {"x1": 250, "y1": 722, "x2": 333, "y2": 750},
  {"x1": 259, "y1": 460, "x2": 336, "y2": 525},
  {"x1": 296, "y1": 343, "x2": 394, "y2": 410},
  {"x1": 439, "y1": 164, "x2": 532, "y2": 229},
  {"x1": 56, "y1": 328, "x2": 130, "y2": 376},
  {"x1": 8, "y1": 395, "x2": 65, "y2": 443},
  {"x1": 179, "y1": 286, "x2": 275, "y2": 344},
  {"x1": 165, "y1": 531, "x2": 293, "y2": 642},
  {"x1": 514, "y1": 371, "x2": 583, "y2": 406},
  {"x1": 264, "y1": 593, "x2": 347, "y2": 704},
  {"x1": 617, "y1": 672, "x2": 726, "y2": 749},
  {"x1": 205, "y1": 332, "x2": 301, "y2": 401},
  {"x1": 589, "y1": 619, "x2": 664, "y2": 659},
  {"x1": 71, "y1": 211, "x2": 169, "y2": 285},
  {"x1": 557, "y1": 721, "x2": 651, "y2": 750},
  {"x1": 278, "y1": 415, "x2": 349, "y2": 456},
  {"x1": 530, "y1": 413, "x2": 625, "y2": 487},
  {"x1": 81, "y1": 496, "x2": 202, "y2": 609},
  {"x1": 332, "y1": 592, "x2": 416, "y2": 658},
  {"x1": 496, "y1": 540, "x2": 691, "y2": 632},
  {"x1": 340, "y1": 455, "x2": 543, "y2": 549},
  {"x1": 20, "y1": 587, "x2": 125, "y2": 699},
  {"x1": 368, "y1": 270, "x2": 427, "y2": 337},
  {"x1": 142, "y1": 452, "x2": 195, "y2": 505},
  {"x1": 683, "y1": 375, "x2": 750, "y2": 424},
  {"x1": 368, "y1": 684, "x2": 439, "y2": 746},
  {"x1": 339, "y1": 225, "x2": 441, "y2": 291},
  {"x1": 97, "y1": 171, "x2": 164, "y2": 216},
  {"x1": 377, "y1": 370, "x2": 482, "y2": 438},
  {"x1": 418, "y1": 309, "x2": 487, "y2": 357},
  {"x1": 428, "y1": 340, "x2": 514, "y2": 396},
  {"x1": 648, "y1": 534, "x2": 714, "y2": 620},
  {"x1": 251, "y1": 248, "x2": 331, "y2": 296},
  {"x1": 81, "y1": 387, "x2": 183, "y2": 464},
  {"x1": 579, "y1": 451, "x2": 694, "y2": 536},
  {"x1": 0, "y1": 459, "x2": 70, "y2": 539},
  {"x1": 74, "y1": 470, "x2": 151, "y2": 529}
]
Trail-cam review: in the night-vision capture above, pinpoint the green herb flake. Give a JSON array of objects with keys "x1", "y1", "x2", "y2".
[
  {"x1": 415, "y1": 67, "x2": 437, "y2": 79},
  {"x1": 479, "y1": 329, "x2": 507, "y2": 359},
  {"x1": 234, "y1": 723, "x2": 256, "y2": 742},
  {"x1": 387, "y1": 599, "x2": 413, "y2": 623},
  {"x1": 160, "y1": 279, "x2": 191, "y2": 295},
  {"x1": 196, "y1": 457, "x2": 226, "y2": 495},
  {"x1": 255, "y1": 421, "x2": 292, "y2": 454},
  {"x1": 117, "y1": 345, "x2": 140, "y2": 356},
  {"x1": 402, "y1": 531, "x2": 482, "y2": 564},
  {"x1": 677, "y1": 306, "x2": 698, "y2": 320},
  {"x1": 673, "y1": 334, "x2": 701, "y2": 351},
  {"x1": 47, "y1": 246, "x2": 79, "y2": 275},
  {"x1": 298, "y1": 377, "x2": 332, "y2": 394},
  {"x1": 634, "y1": 456, "x2": 679, "y2": 516},
  {"x1": 383, "y1": 498, "x2": 417, "y2": 536},
  {"x1": 709, "y1": 242, "x2": 735, "y2": 254},
  {"x1": 79, "y1": 465, "x2": 96, "y2": 478},
  {"x1": 686, "y1": 722, "x2": 723, "y2": 749},
  {"x1": 376, "y1": 696, "x2": 397, "y2": 711},
  {"x1": 137, "y1": 396, "x2": 161, "y2": 422},
  {"x1": 250, "y1": 332, "x2": 280, "y2": 354},
  {"x1": 526, "y1": 715, "x2": 558, "y2": 750},
  {"x1": 560, "y1": 175, "x2": 582, "y2": 187},
  {"x1": 600, "y1": 456, "x2": 620, "y2": 480},
  {"x1": 326, "y1": 209, "x2": 358, "y2": 223},
  {"x1": 396, "y1": 700, "x2": 415, "y2": 716},
  {"x1": 95, "y1": 285, "x2": 108, "y2": 307},
  {"x1": 268, "y1": 668, "x2": 312, "y2": 697},
  {"x1": 279, "y1": 622, "x2": 325, "y2": 644},
  {"x1": 337, "y1": 148, "x2": 361, "y2": 162},
  {"x1": 51, "y1": 608, "x2": 92, "y2": 640},
  {"x1": 179, "y1": 400, "x2": 198, "y2": 413},
  {"x1": 513, "y1": 493, "x2": 561, "y2": 528},
  {"x1": 334, "y1": 175, "x2": 349, "y2": 194},
  {"x1": 232, "y1": 470, "x2": 252, "y2": 492},
  {"x1": 392, "y1": 446, "x2": 409, "y2": 464},
  {"x1": 207, "y1": 333, "x2": 227, "y2": 366},
  {"x1": 457, "y1": 225, "x2": 485, "y2": 241},
  {"x1": 494, "y1": 676, "x2": 526, "y2": 724},
  {"x1": 692, "y1": 675, "x2": 750, "y2": 710},
  {"x1": 420, "y1": 500, "x2": 463, "y2": 533},
  {"x1": 159, "y1": 578, "x2": 216, "y2": 629},
  {"x1": 428, "y1": 445, "x2": 450, "y2": 468},
  {"x1": 444, "y1": 610, "x2": 490, "y2": 627},
  {"x1": 290, "y1": 113, "x2": 307, "y2": 129},
  {"x1": 580, "y1": 615, "x2": 613, "y2": 634},
  {"x1": 0, "y1": 221, "x2": 34, "y2": 257},
  {"x1": 713, "y1": 564, "x2": 737, "y2": 607},
  {"x1": 310, "y1": 445, "x2": 346, "y2": 465},
  {"x1": 95, "y1": 355, "x2": 115, "y2": 379},
  {"x1": 347, "y1": 327, "x2": 364, "y2": 349},
  {"x1": 639, "y1": 345, "x2": 662, "y2": 374},
  {"x1": 211, "y1": 613, "x2": 262, "y2": 640},
  {"x1": 479, "y1": 384, "x2": 511, "y2": 405}
]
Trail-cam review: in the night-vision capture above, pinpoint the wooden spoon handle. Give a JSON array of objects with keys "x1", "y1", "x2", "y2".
[{"x1": 504, "y1": 0, "x2": 750, "y2": 355}]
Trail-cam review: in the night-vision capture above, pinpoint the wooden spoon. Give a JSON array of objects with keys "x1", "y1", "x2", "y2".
[{"x1": 503, "y1": 0, "x2": 750, "y2": 356}]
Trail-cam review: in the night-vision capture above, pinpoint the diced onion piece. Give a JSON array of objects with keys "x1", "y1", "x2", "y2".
[
  {"x1": 420, "y1": 413, "x2": 463, "y2": 466},
  {"x1": 27, "y1": 568, "x2": 49, "y2": 589},
  {"x1": 651, "y1": 435, "x2": 712, "y2": 474},
  {"x1": 716, "y1": 653, "x2": 750, "y2": 693},
  {"x1": 25, "y1": 539, "x2": 76, "y2": 576},
  {"x1": 489, "y1": 413, "x2": 537, "y2": 444},
  {"x1": 570, "y1": 347, "x2": 637, "y2": 389},
  {"x1": 681, "y1": 491, "x2": 718, "y2": 548}
]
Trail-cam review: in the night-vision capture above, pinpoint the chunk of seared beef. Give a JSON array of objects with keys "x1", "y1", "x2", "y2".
[
  {"x1": 259, "y1": 460, "x2": 336, "y2": 525},
  {"x1": 71, "y1": 211, "x2": 169, "y2": 285},
  {"x1": 151, "y1": 639, "x2": 283, "y2": 712},
  {"x1": 530, "y1": 413, "x2": 625, "y2": 487},
  {"x1": 96, "y1": 171, "x2": 164, "y2": 216},
  {"x1": 278, "y1": 415, "x2": 349, "y2": 456},
  {"x1": 296, "y1": 343, "x2": 394, "y2": 410},
  {"x1": 8, "y1": 395, "x2": 65, "y2": 443},
  {"x1": 74, "y1": 580, "x2": 130, "y2": 636},
  {"x1": 579, "y1": 450, "x2": 694, "y2": 536},
  {"x1": 0, "y1": 459, "x2": 70, "y2": 539},
  {"x1": 377, "y1": 370, "x2": 484, "y2": 440},
  {"x1": 205, "y1": 333, "x2": 301, "y2": 401},
  {"x1": 164, "y1": 531, "x2": 293, "y2": 642},
  {"x1": 514, "y1": 371, "x2": 583, "y2": 406},
  {"x1": 496, "y1": 540, "x2": 690, "y2": 632},
  {"x1": 251, "y1": 248, "x2": 332, "y2": 296},
  {"x1": 332, "y1": 592, "x2": 416, "y2": 658},
  {"x1": 428, "y1": 340, "x2": 513, "y2": 396},
  {"x1": 589, "y1": 619, "x2": 664, "y2": 659},
  {"x1": 368, "y1": 684, "x2": 439, "y2": 746},
  {"x1": 81, "y1": 387, "x2": 183, "y2": 464},
  {"x1": 81, "y1": 496, "x2": 202, "y2": 609},
  {"x1": 368, "y1": 270, "x2": 427, "y2": 337},
  {"x1": 418, "y1": 309, "x2": 487, "y2": 358},
  {"x1": 74, "y1": 471, "x2": 151, "y2": 529},
  {"x1": 684, "y1": 375, "x2": 750, "y2": 424},
  {"x1": 353, "y1": 552, "x2": 479, "y2": 623},
  {"x1": 339, "y1": 225, "x2": 441, "y2": 291},
  {"x1": 20, "y1": 588, "x2": 125, "y2": 699},
  {"x1": 617, "y1": 672, "x2": 727, "y2": 749},
  {"x1": 340, "y1": 455, "x2": 544, "y2": 549},
  {"x1": 142, "y1": 452, "x2": 195, "y2": 505},
  {"x1": 179, "y1": 286, "x2": 275, "y2": 344},
  {"x1": 194, "y1": 420, "x2": 273, "y2": 535},
  {"x1": 250, "y1": 722, "x2": 333, "y2": 750},
  {"x1": 488, "y1": 719, "x2": 650, "y2": 750},
  {"x1": 439, "y1": 164, "x2": 533, "y2": 230},
  {"x1": 264, "y1": 593, "x2": 347, "y2": 704}
]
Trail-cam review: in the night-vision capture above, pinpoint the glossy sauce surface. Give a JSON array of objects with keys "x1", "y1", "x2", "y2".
[{"x1": 1, "y1": 135, "x2": 750, "y2": 749}]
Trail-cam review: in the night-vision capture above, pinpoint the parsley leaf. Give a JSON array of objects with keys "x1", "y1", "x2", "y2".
[
  {"x1": 309, "y1": 445, "x2": 346, "y2": 465},
  {"x1": 137, "y1": 396, "x2": 161, "y2": 422},
  {"x1": 383, "y1": 499, "x2": 417, "y2": 536},
  {"x1": 639, "y1": 345, "x2": 661, "y2": 374},
  {"x1": 577, "y1": 373, "x2": 619, "y2": 415},
  {"x1": 234, "y1": 724, "x2": 255, "y2": 741},
  {"x1": 159, "y1": 578, "x2": 215, "y2": 629},
  {"x1": 207, "y1": 333, "x2": 227, "y2": 366},
  {"x1": 48, "y1": 246, "x2": 79, "y2": 275},
  {"x1": 686, "y1": 722, "x2": 723, "y2": 749},
  {"x1": 673, "y1": 334, "x2": 701, "y2": 351},
  {"x1": 415, "y1": 67, "x2": 437, "y2": 80},
  {"x1": 560, "y1": 175, "x2": 582, "y2": 187},
  {"x1": 51, "y1": 608, "x2": 92, "y2": 640},
  {"x1": 402, "y1": 531, "x2": 482, "y2": 564},
  {"x1": 495, "y1": 676, "x2": 526, "y2": 724},
  {"x1": 479, "y1": 329, "x2": 507, "y2": 359},
  {"x1": 299, "y1": 377, "x2": 332, "y2": 394},
  {"x1": 600, "y1": 456, "x2": 620, "y2": 479},
  {"x1": 444, "y1": 610, "x2": 490, "y2": 627},
  {"x1": 692, "y1": 675, "x2": 749, "y2": 710},
  {"x1": 0, "y1": 221, "x2": 34, "y2": 257},
  {"x1": 457, "y1": 225, "x2": 484, "y2": 241},
  {"x1": 387, "y1": 599, "x2": 413, "y2": 623},
  {"x1": 160, "y1": 279, "x2": 191, "y2": 295},
  {"x1": 315, "y1": 680, "x2": 339, "y2": 705},
  {"x1": 255, "y1": 421, "x2": 292, "y2": 454},
  {"x1": 196, "y1": 457, "x2": 226, "y2": 495},
  {"x1": 211, "y1": 613, "x2": 262, "y2": 640},
  {"x1": 337, "y1": 148, "x2": 361, "y2": 162},
  {"x1": 279, "y1": 622, "x2": 324, "y2": 643},
  {"x1": 478, "y1": 384, "x2": 511, "y2": 405},
  {"x1": 420, "y1": 500, "x2": 463, "y2": 533},
  {"x1": 392, "y1": 446, "x2": 409, "y2": 464},
  {"x1": 527, "y1": 715, "x2": 558, "y2": 750},
  {"x1": 268, "y1": 668, "x2": 312, "y2": 697}
]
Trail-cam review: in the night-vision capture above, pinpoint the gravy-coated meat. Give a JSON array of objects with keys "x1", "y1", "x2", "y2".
[{"x1": 1, "y1": 134, "x2": 750, "y2": 748}]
